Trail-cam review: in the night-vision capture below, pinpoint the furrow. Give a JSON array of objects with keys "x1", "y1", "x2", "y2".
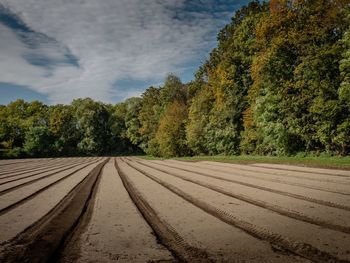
[
  {"x1": 0, "y1": 158, "x2": 65, "y2": 176},
  {"x1": 115, "y1": 158, "x2": 212, "y2": 263},
  {"x1": 155, "y1": 161, "x2": 350, "y2": 196},
  {"x1": 0, "y1": 158, "x2": 109, "y2": 263},
  {"x1": 0, "y1": 158, "x2": 92, "y2": 185},
  {"x1": 0, "y1": 159, "x2": 51, "y2": 167},
  {"x1": 0, "y1": 158, "x2": 93, "y2": 180},
  {"x1": 129, "y1": 159, "x2": 350, "y2": 235},
  {"x1": 0, "y1": 158, "x2": 103, "y2": 216},
  {"x1": 169, "y1": 160, "x2": 350, "y2": 185},
  {"x1": 122, "y1": 159, "x2": 349, "y2": 263},
  {"x1": 250, "y1": 163, "x2": 350, "y2": 177},
  {"x1": 156, "y1": 160, "x2": 350, "y2": 196},
  {"x1": 0, "y1": 158, "x2": 99, "y2": 195},
  {"x1": 135, "y1": 159, "x2": 350, "y2": 212}
]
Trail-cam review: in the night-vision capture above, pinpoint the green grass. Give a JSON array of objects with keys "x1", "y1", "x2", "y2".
[{"x1": 140, "y1": 155, "x2": 350, "y2": 170}]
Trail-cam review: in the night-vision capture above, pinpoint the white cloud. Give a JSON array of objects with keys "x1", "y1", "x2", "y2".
[{"x1": 0, "y1": 0, "x2": 238, "y2": 104}]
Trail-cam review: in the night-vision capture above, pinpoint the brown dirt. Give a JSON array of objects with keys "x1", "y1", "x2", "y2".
[
  {"x1": 0, "y1": 159, "x2": 106, "y2": 243},
  {"x1": 0, "y1": 158, "x2": 104, "y2": 217},
  {"x1": 151, "y1": 159, "x2": 350, "y2": 210},
  {"x1": 58, "y1": 158, "x2": 175, "y2": 263},
  {"x1": 126, "y1": 158, "x2": 350, "y2": 262},
  {"x1": 0, "y1": 158, "x2": 109, "y2": 263},
  {"x1": 1, "y1": 157, "x2": 349, "y2": 263},
  {"x1": 0, "y1": 158, "x2": 96, "y2": 190}
]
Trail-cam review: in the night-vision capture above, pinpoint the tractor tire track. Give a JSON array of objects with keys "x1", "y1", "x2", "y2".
[
  {"x1": 0, "y1": 158, "x2": 109, "y2": 263},
  {"x1": 0, "y1": 158, "x2": 53, "y2": 167},
  {"x1": 250, "y1": 163, "x2": 350, "y2": 178},
  {"x1": 0, "y1": 158, "x2": 100, "y2": 195},
  {"x1": 128, "y1": 158, "x2": 350, "y2": 235},
  {"x1": 121, "y1": 159, "x2": 349, "y2": 263},
  {"x1": 0, "y1": 158, "x2": 94, "y2": 180},
  {"x1": 171, "y1": 160, "x2": 350, "y2": 185},
  {"x1": 0, "y1": 158, "x2": 104, "y2": 216},
  {"x1": 0, "y1": 158, "x2": 93, "y2": 185},
  {"x1": 115, "y1": 158, "x2": 212, "y2": 263},
  {"x1": 133, "y1": 158, "x2": 350, "y2": 213},
  {"x1": 0, "y1": 158, "x2": 65, "y2": 176},
  {"x1": 155, "y1": 160, "x2": 350, "y2": 196}
]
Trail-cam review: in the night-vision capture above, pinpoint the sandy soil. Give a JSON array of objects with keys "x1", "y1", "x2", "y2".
[
  {"x1": 151, "y1": 160, "x2": 350, "y2": 208},
  {"x1": 0, "y1": 158, "x2": 63, "y2": 175},
  {"x1": 0, "y1": 158, "x2": 49, "y2": 166},
  {"x1": 129, "y1": 159, "x2": 350, "y2": 261},
  {"x1": 60, "y1": 159, "x2": 174, "y2": 263},
  {"x1": 0, "y1": 159, "x2": 103, "y2": 213},
  {"x1": 136, "y1": 159, "x2": 350, "y2": 229},
  {"x1": 0, "y1": 158, "x2": 94, "y2": 191},
  {"x1": 201, "y1": 161, "x2": 350, "y2": 180},
  {"x1": 118, "y1": 159, "x2": 309, "y2": 263},
  {"x1": 1, "y1": 157, "x2": 349, "y2": 262},
  {"x1": 0, "y1": 157, "x2": 97, "y2": 177},
  {"x1": 0, "y1": 159, "x2": 105, "y2": 243},
  {"x1": 251, "y1": 163, "x2": 350, "y2": 176},
  {"x1": 162, "y1": 160, "x2": 350, "y2": 195}
]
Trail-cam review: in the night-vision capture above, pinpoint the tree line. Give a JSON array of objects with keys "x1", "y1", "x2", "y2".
[{"x1": 1, "y1": 0, "x2": 349, "y2": 158}]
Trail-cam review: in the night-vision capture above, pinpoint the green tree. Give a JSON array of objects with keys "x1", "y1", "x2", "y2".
[
  {"x1": 156, "y1": 100, "x2": 189, "y2": 157},
  {"x1": 23, "y1": 126, "x2": 53, "y2": 157},
  {"x1": 160, "y1": 74, "x2": 187, "y2": 105},
  {"x1": 138, "y1": 87, "x2": 162, "y2": 155},
  {"x1": 186, "y1": 86, "x2": 214, "y2": 155},
  {"x1": 334, "y1": 13, "x2": 350, "y2": 155},
  {"x1": 246, "y1": 0, "x2": 349, "y2": 155},
  {"x1": 72, "y1": 98, "x2": 113, "y2": 155},
  {"x1": 49, "y1": 104, "x2": 78, "y2": 155},
  {"x1": 187, "y1": 1, "x2": 267, "y2": 155}
]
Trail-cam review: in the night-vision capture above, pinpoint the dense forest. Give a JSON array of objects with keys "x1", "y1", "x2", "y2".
[{"x1": 1, "y1": 0, "x2": 350, "y2": 158}]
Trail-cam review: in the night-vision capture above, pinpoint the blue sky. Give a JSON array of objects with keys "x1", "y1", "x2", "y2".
[{"x1": 0, "y1": 0, "x2": 251, "y2": 105}]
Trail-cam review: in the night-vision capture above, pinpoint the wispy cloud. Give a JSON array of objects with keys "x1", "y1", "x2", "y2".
[{"x1": 0, "y1": 0, "x2": 248, "y2": 104}]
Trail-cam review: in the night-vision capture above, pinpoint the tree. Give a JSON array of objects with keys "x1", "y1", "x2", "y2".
[
  {"x1": 186, "y1": 86, "x2": 213, "y2": 155},
  {"x1": 123, "y1": 97, "x2": 142, "y2": 146},
  {"x1": 334, "y1": 13, "x2": 350, "y2": 155},
  {"x1": 246, "y1": 0, "x2": 349, "y2": 155},
  {"x1": 72, "y1": 98, "x2": 113, "y2": 155},
  {"x1": 156, "y1": 101, "x2": 189, "y2": 157},
  {"x1": 160, "y1": 74, "x2": 187, "y2": 106},
  {"x1": 23, "y1": 126, "x2": 53, "y2": 157},
  {"x1": 49, "y1": 104, "x2": 78, "y2": 155},
  {"x1": 187, "y1": 1, "x2": 267, "y2": 155},
  {"x1": 138, "y1": 87, "x2": 162, "y2": 155}
]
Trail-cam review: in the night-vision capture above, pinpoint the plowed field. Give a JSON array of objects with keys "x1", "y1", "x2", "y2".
[{"x1": 1, "y1": 157, "x2": 349, "y2": 262}]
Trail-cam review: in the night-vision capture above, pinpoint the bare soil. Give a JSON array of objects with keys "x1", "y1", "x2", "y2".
[{"x1": 0, "y1": 157, "x2": 349, "y2": 262}]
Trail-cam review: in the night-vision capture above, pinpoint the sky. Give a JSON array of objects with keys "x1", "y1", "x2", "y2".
[{"x1": 0, "y1": 0, "x2": 251, "y2": 105}]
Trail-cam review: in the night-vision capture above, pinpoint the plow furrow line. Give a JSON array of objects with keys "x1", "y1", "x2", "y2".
[
  {"x1": 0, "y1": 159, "x2": 92, "y2": 184},
  {"x1": 0, "y1": 159, "x2": 103, "y2": 216},
  {"x1": 129, "y1": 159, "x2": 350, "y2": 235},
  {"x1": 155, "y1": 161, "x2": 350, "y2": 196},
  {"x1": 133, "y1": 159, "x2": 350, "y2": 213},
  {"x1": 115, "y1": 158, "x2": 212, "y2": 263},
  {"x1": 0, "y1": 158, "x2": 54, "y2": 167},
  {"x1": 122, "y1": 159, "x2": 349, "y2": 263},
  {"x1": 173, "y1": 160, "x2": 350, "y2": 185},
  {"x1": 0, "y1": 158, "x2": 65, "y2": 176},
  {"x1": 250, "y1": 164, "x2": 350, "y2": 178},
  {"x1": 0, "y1": 158, "x2": 95, "y2": 180},
  {"x1": 0, "y1": 159, "x2": 109, "y2": 263},
  {"x1": 0, "y1": 158, "x2": 99, "y2": 195}
]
